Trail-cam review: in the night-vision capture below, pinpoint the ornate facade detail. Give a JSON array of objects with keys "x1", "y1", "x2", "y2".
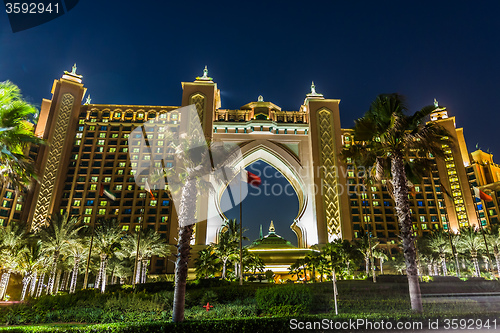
[
  {"x1": 32, "y1": 93, "x2": 75, "y2": 231},
  {"x1": 189, "y1": 93, "x2": 206, "y2": 137},
  {"x1": 318, "y1": 109, "x2": 341, "y2": 240}
]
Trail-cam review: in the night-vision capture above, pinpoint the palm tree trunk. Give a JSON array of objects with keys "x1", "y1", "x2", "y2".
[
  {"x1": 494, "y1": 249, "x2": 500, "y2": 277},
  {"x1": 141, "y1": 258, "x2": 148, "y2": 284},
  {"x1": 365, "y1": 256, "x2": 370, "y2": 277},
  {"x1": 433, "y1": 263, "x2": 439, "y2": 276},
  {"x1": 441, "y1": 254, "x2": 448, "y2": 276},
  {"x1": 21, "y1": 274, "x2": 31, "y2": 301},
  {"x1": 471, "y1": 251, "x2": 480, "y2": 277},
  {"x1": 135, "y1": 257, "x2": 142, "y2": 284},
  {"x1": 70, "y1": 256, "x2": 81, "y2": 294},
  {"x1": 29, "y1": 270, "x2": 37, "y2": 297},
  {"x1": 0, "y1": 270, "x2": 12, "y2": 300},
  {"x1": 391, "y1": 154, "x2": 423, "y2": 313},
  {"x1": 95, "y1": 256, "x2": 105, "y2": 289},
  {"x1": 54, "y1": 269, "x2": 62, "y2": 294},
  {"x1": 380, "y1": 258, "x2": 384, "y2": 275},
  {"x1": 47, "y1": 251, "x2": 59, "y2": 295},
  {"x1": 36, "y1": 272, "x2": 45, "y2": 297},
  {"x1": 100, "y1": 254, "x2": 108, "y2": 293},
  {"x1": 427, "y1": 263, "x2": 433, "y2": 276},
  {"x1": 172, "y1": 177, "x2": 197, "y2": 322},
  {"x1": 120, "y1": 277, "x2": 124, "y2": 285}
]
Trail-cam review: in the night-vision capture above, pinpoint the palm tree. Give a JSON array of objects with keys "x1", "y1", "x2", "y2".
[
  {"x1": 343, "y1": 94, "x2": 452, "y2": 312},
  {"x1": 0, "y1": 221, "x2": 27, "y2": 299},
  {"x1": 0, "y1": 81, "x2": 43, "y2": 191},
  {"x1": 457, "y1": 226, "x2": 484, "y2": 277},
  {"x1": 67, "y1": 233, "x2": 88, "y2": 294},
  {"x1": 354, "y1": 230, "x2": 379, "y2": 279},
  {"x1": 92, "y1": 218, "x2": 122, "y2": 293},
  {"x1": 486, "y1": 226, "x2": 500, "y2": 277},
  {"x1": 194, "y1": 246, "x2": 221, "y2": 279},
  {"x1": 39, "y1": 213, "x2": 84, "y2": 295},
  {"x1": 18, "y1": 239, "x2": 45, "y2": 301},
  {"x1": 373, "y1": 248, "x2": 389, "y2": 275},
  {"x1": 424, "y1": 230, "x2": 452, "y2": 276}
]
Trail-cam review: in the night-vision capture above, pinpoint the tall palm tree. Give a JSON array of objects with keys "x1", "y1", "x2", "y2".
[
  {"x1": 343, "y1": 94, "x2": 452, "y2": 312},
  {"x1": 39, "y1": 213, "x2": 83, "y2": 295},
  {"x1": 0, "y1": 221, "x2": 27, "y2": 299},
  {"x1": 194, "y1": 246, "x2": 221, "y2": 279},
  {"x1": 373, "y1": 248, "x2": 389, "y2": 275},
  {"x1": 167, "y1": 137, "x2": 238, "y2": 322},
  {"x1": 486, "y1": 226, "x2": 500, "y2": 277},
  {"x1": 0, "y1": 81, "x2": 44, "y2": 191},
  {"x1": 67, "y1": 234, "x2": 88, "y2": 294},
  {"x1": 424, "y1": 230, "x2": 452, "y2": 276},
  {"x1": 92, "y1": 218, "x2": 122, "y2": 293},
  {"x1": 18, "y1": 239, "x2": 45, "y2": 301},
  {"x1": 354, "y1": 230, "x2": 379, "y2": 278},
  {"x1": 457, "y1": 226, "x2": 484, "y2": 277}
]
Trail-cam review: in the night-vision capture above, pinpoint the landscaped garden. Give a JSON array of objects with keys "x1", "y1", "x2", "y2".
[{"x1": 2, "y1": 277, "x2": 500, "y2": 332}]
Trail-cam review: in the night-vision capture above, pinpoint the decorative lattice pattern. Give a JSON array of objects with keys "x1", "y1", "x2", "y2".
[
  {"x1": 318, "y1": 109, "x2": 341, "y2": 240},
  {"x1": 189, "y1": 94, "x2": 205, "y2": 139},
  {"x1": 32, "y1": 93, "x2": 75, "y2": 232}
]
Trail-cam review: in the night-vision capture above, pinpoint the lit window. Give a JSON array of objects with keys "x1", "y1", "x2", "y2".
[
  {"x1": 112, "y1": 133, "x2": 119, "y2": 138},
  {"x1": 114, "y1": 112, "x2": 122, "y2": 118},
  {"x1": 161, "y1": 216, "x2": 168, "y2": 222},
  {"x1": 420, "y1": 216, "x2": 426, "y2": 222},
  {"x1": 73, "y1": 200, "x2": 81, "y2": 206},
  {"x1": 115, "y1": 185, "x2": 123, "y2": 190},
  {"x1": 117, "y1": 169, "x2": 124, "y2": 175},
  {"x1": 104, "y1": 177, "x2": 111, "y2": 182},
  {"x1": 90, "y1": 184, "x2": 97, "y2": 190},
  {"x1": 371, "y1": 186, "x2": 377, "y2": 192},
  {"x1": 373, "y1": 201, "x2": 379, "y2": 206},
  {"x1": 97, "y1": 147, "x2": 103, "y2": 152},
  {"x1": 91, "y1": 176, "x2": 98, "y2": 182},
  {"x1": 98, "y1": 209, "x2": 106, "y2": 215},
  {"x1": 127, "y1": 185, "x2": 134, "y2": 190},
  {"x1": 75, "y1": 140, "x2": 81, "y2": 145},
  {"x1": 363, "y1": 216, "x2": 371, "y2": 222},
  {"x1": 119, "y1": 162, "x2": 126, "y2": 167},
  {"x1": 99, "y1": 133, "x2": 106, "y2": 138},
  {"x1": 150, "y1": 200, "x2": 157, "y2": 206},
  {"x1": 135, "y1": 226, "x2": 141, "y2": 231},
  {"x1": 76, "y1": 133, "x2": 82, "y2": 138},
  {"x1": 85, "y1": 208, "x2": 93, "y2": 215},
  {"x1": 122, "y1": 225, "x2": 129, "y2": 231},
  {"x1": 84, "y1": 217, "x2": 91, "y2": 223},
  {"x1": 109, "y1": 148, "x2": 116, "y2": 152},
  {"x1": 348, "y1": 171, "x2": 354, "y2": 178},
  {"x1": 15, "y1": 204, "x2": 22, "y2": 210},
  {"x1": 133, "y1": 148, "x2": 140, "y2": 153},
  {"x1": 79, "y1": 119, "x2": 85, "y2": 124},
  {"x1": 98, "y1": 140, "x2": 105, "y2": 145}
]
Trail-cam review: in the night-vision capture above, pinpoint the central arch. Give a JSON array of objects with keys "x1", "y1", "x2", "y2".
[{"x1": 206, "y1": 139, "x2": 318, "y2": 248}]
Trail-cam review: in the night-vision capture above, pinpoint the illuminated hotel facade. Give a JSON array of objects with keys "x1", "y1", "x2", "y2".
[{"x1": 1, "y1": 66, "x2": 498, "y2": 272}]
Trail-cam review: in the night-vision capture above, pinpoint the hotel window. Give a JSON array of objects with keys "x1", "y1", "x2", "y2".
[
  {"x1": 5, "y1": 192, "x2": 12, "y2": 199},
  {"x1": 109, "y1": 148, "x2": 116, "y2": 153},
  {"x1": 78, "y1": 126, "x2": 84, "y2": 131},
  {"x1": 73, "y1": 200, "x2": 81, "y2": 206},
  {"x1": 363, "y1": 216, "x2": 371, "y2": 222},
  {"x1": 100, "y1": 201, "x2": 107, "y2": 206},
  {"x1": 162, "y1": 200, "x2": 170, "y2": 206},
  {"x1": 98, "y1": 140, "x2": 105, "y2": 145},
  {"x1": 98, "y1": 209, "x2": 106, "y2": 215},
  {"x1": 137, "y1": 112, "x2": 144, "y2": 119},
  {"x1": 130, "y1": 170, "x2": 136, "y2": 175},
  {"x1": 490, "y1": 209, "x2": 496, "y2": 216},
  {"x1": 84, "y1": 217, "x2": 91, "y2": 223},
  {"x1": 441, "y1": 216, "x2": 447, "y2": 222},
  {"x1": 86, "y1": 200, "x2": 94, "y2": 206},
  {"x1": 158, "y1": 141, "x2": 164, "y2": 146},
  {"x1": 99, "y1": 133, "x2": 106, "y2": 138},
  {"x1": 118, "y1": 162, "x2": 126, "y2": 167},
  {"x1": 166, "y1": 162, "x2": 173, "y2": 168},
  {"x1": 373, "y1": 201, "x2": 380, "y2": 206},
  {"x1": 75, "y1": 140, "x2": 81, "y2": 145},
  {"x1": 161, "y1": 216, "x2": 168, "y2": 222},
  {"x1": 371, "y1": 186, "x2": 377, "y2": 192},
  {"x1": 104, "y1": 177, "x2": 111, "y2": 182},
  {"x1": 90, "y1": 176, "x2": 98, "y2": 182},
  {"x1": 158, "y1": 134, "x2": 164, "y2": 139},
  {"x1": 115, "y1": 185, "x2": 123, "y2": 191},
  {"x1": 76, "y1": 133, "x2": 82, "y2": 138},
  {"x1": 114, "y1": 112, "x2": 122, "y2": 119},
  {"x1": 117, "y1": 170, "x2": 124, "y2": 175},
  {"x1": 127, "y1": 185, "x2": 134, "y2": 191},
  {"x1": 79, "y1": 119, "x2": 85, "y2": 124},
  {"x1": 96, "y1": 147, "x2": 103, "y2": 152},
  {"x1": 135, "y1": 226, "x2": 141, "y2": 232},
  {"x1": 150, "y1": 200, "x2": 157, "y2": 206},
  {"x1": 421, "y1": 223, "x2": 428, "y2": 230},
  {"x1": 133, "y1": 148, "x2": 140, "y2": 153},
  {"x1": 132, "y1": 155, "x2": 139, "y2": 160},
  {"x1": 112, "y1": 133, "x2": 119, "y2": 138},
  {"x1": 85, "y1": 208, "x2": 92, "y2": 215},
  {"x1": 144, "y1": 155, "x2": 151, "y2": 160},
  {"x1": 90, "y1": 184, "x2": 97, "y2": 190},
  {"x1": 122, "y1": 225, "x2": 129, "y2": 231},
  {"x1": 420, "y1": 216, "x2": 426, "y2": 222},
  {"x1": 15, "y1": 204, "x2": 22, "y2": 210},
  {"x1": 348, "y1": 171, "x2": 354, "y2": 178},
  {"x1": 415, "y1": 186, "x2": 420, "y2": 192}
]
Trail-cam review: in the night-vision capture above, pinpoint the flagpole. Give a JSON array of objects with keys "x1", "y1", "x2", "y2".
[{"x1": 239, "y1": 167, "x2": 243, "y2": 286}]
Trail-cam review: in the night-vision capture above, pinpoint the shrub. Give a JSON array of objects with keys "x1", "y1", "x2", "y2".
[{"x1": 255, "y1": 285, "x2": 313, "y2": 313}]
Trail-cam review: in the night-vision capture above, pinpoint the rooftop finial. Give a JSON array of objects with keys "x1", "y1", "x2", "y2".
[
  {"x1": 269, "y1": 220, "x2": 275, "y2": 233},
  {"x1": 72, "y1": 63, "x2": 77, "y2": 75},
  {"x1": 311, "y1": 81, "x2": 316, "y2": 94},
  {"x1": 258, "y1": 95, "x2": 264, "y2": 102},
  {"x1": 434, "y1": 98, "x2": 438, "y2": 108},
  {"x1": 84, "y1": 94, "x2": 91, "y2": 105},
  {"x1": 259, "y1": 224, "x2": 263, "y2": 239},
  {"x1": 202, "y1": 65, "x2": 208, "y2": 79},
  {"x1": 195, "y1": 65, "x2": 213, "y2": 81},
  {"x1": 306, "y1": 81, "x2": 323, "y2": 99}
]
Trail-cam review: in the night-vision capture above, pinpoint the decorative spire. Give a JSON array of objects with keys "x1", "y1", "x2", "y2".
[
  {"x1": 306, "y1": 81, "x2": 323, "y2": 98},
  {"x1": 259, "y1": 224, "x2": 263, "y2": 239},
  {"x1": 258, "y1": 95, "x2": 264, "y2": 102},
  {"x1": 269, "y1": 220, "x2": 275, "y2": 233},
  {"x1": 195, "y1": 65, "x2": 213, "y2": 81},
  {"x1": 434, "y1": 98, "x2": 439, "y2": 108},
  {"x1": 84, "y1": 94, "x2": 91, "y2": 105},
  {"x1": 63, "y1": 63, "x2": 83, "y2": 83},
  {"x1": 71, "y1": 63, "x2": 77, "y2": 75}
]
